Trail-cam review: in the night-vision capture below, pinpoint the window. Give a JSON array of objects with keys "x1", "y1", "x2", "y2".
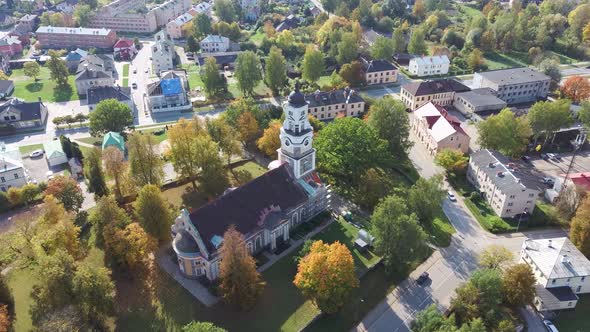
[
  {"x1": 529, "y1": 193, "x2": 535, "y2": 197},
  {"x1": 552, "y1": 279, "x2": 556, "y2": 284},
  {"x1": 0, "y1": 177, "x2": 3, "y2": 183},
  {"x1": 576, "y1": 285, "x2": 582, "y2": 292},
  {"x1": 582, "y1": 276, "x2": 586, "y2": 282},
  {"x1": 14, "y1": 173, "x2": 18, "y2": 179},
  {"x1": 568, "y1": 301, "x2": 573, "y2": 307}
]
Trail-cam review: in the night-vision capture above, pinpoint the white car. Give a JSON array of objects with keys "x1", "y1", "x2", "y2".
[
  {"x1": 543, "y1": 320, "x2": 558, "y2": 332},
  {"x1": 447, "y1": 191, "x2": 456, "y2": 202},
  {"x1": 29, "y1": 149, "x2": 44, "y2": 158}
]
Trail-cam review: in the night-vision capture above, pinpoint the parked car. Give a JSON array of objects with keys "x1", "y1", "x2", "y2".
[
  {"x1": 447, "y1": 191, "x2": 456, "y2": 202},
  {"x1": 29, "y1": 149, "x2": 44, "y2": 158},
  {"x1": 541, "y1": 153, "x2": 549, "y2": 160},
  {"x1": 553, "y1": 153, "x2": 562, "y2": 160},
  {"x1": 543, "y1": 320, "x2": 558, "y2": 332},
  {"x1": 541, "y1": 177, "x2": 555, "y2": 185},
  {"x1": 521, "y1": 155, "x2": 532, "y2": 163},
  {"x1": 131, "y1": 82, "x2": 137, "y2": 89},
  {"x1": 132, "y1": 68, "x2": 137, "y2": 74},
  {"x1": 547, "y1": 153, "x2": 557, "y2": 160},
  {"x1": 416, "y1": 272, "x2": 429, "y2": 285}
]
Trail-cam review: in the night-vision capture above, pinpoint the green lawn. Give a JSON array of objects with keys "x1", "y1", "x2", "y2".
[
  {"x1": 555, "y1": 295, "x2": 590, "y2": 332},
  {"x1": 123, "y1": 64, "x2": 130, "y2": 77},
  {"x1": 427, "y1": 214, "x2": 455, "y2": 247},
  {"x1": 182, "y1": 64, "x2": 204, "y2": 90},
  {"x1": 232, "y1": 161, "x2": 267, "y2": 178},
  {"x1": 249, "y1": 29, "x2": 265, "y2": 45},
  {"x1": 7, "y1": 268, "x2": 36, "y2": 332},
  {"x1": 18, "y1": 143, "x2": 44, "y2": 155},
  {"x1": 484, "y1": 51, "x2": 529, "y2": 71},
  {"x1": 317, "y1": 75, "x2": 332, "y2": 88},
  {"x1": 10, "y1": 67, "x2": 79, "y2": 102},
  {"x1": 123, "y1": 78, "x2": 129, "y2": 87},
  {"x1": 456, "y1": 4, "x2": 483, "y2": 20}
]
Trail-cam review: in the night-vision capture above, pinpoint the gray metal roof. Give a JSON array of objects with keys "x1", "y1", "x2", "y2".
[
  {"x1": 475, "y1": 67, "x2": 550, "y2": 85},
  {"x1": 455, "y1": 88, "x2": 507, "y2": 109},
  {"x1": 523, "y1": 237, "x2": 590, "y2": 279}
]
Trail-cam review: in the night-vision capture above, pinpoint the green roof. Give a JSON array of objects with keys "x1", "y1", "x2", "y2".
[
  {"x1": 43, "y1": 139, "x2": 65, "y2": 159},
  {"x1": 102, "y1": 132, "x2": 125, "y2": 151}
]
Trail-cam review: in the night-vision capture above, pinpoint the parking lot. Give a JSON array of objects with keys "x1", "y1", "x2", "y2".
[
  {"x1": 23, "y1": 153, "x2": 68, "y2": 184},
  {"x1": 529, "y1": 151, "x2": 590, "y2": 178}
]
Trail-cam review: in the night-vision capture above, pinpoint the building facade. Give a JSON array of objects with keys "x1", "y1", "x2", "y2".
[
  {"x1": 241, "y1": 0, "x2": 260, "y2": 21},
  {"x1": 166, "y1": 12, "x2": 194, "y2": 39},
  {"x1": 152, "y1": 31, "x2": 176, "y2": 74},
  {"x1": 408, "y1": 55, "x2": 450, "y2": 77},
  {"x1": 35, "y1": 27, "x2": 118, "y2": 49},
  {"x1": 0, "y1": 35, "x2": 22, "y2": 57},
  {"x1": 468, "y1": 149, "x2": 541, "y2": 218},
  {"x1": 75, "y1": 64, "x2": 115, "y2": 96},
  {"x1": 411, "y1": 102, "x2": 470, "y2": 155},
  {"x1": 521, "y1": 237, "x2": 590, "y2": 312},
  {"x1": 199, "y1": 35, "x2": 230, "y2": 53},
  {"x1": 453, "y1": 88, "x2": 507, "y2": 116},
  {"x1": 401, "y1": 79, "x2": 470, "y2": 110},
  {"x1": 306, "y1": 88, "x2": 365, "y2": 120},
  {"x1": 0, "y1": 144, "x2": 28, "y2": 192},
  {"x1": 362, "y1": 59, "x2": 397, "y2": 85},
  {"x1": 0, "y1": 98, "x2": 48, "y2": 131},
  {"x1": 472, "y1": 68, "x2": 551, "y2": 104},
  {"x1": 170, "y1": 87, "x2": 329, "y2": 281},
  {"x1": 146, "y1": 70, "x2": 191, "y2": 112},
  {"x1": 113, "y1": 38, "x2": 137, "y2": 60}
]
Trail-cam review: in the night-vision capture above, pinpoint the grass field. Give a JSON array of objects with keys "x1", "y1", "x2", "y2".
[
  {"x1": 122, "y1": 64, "x2": 129, "y2": 77},
  {"x1": 317, "y1": 75, "x2": 332, "y2": 88},
  {"x1": 231, "y1": 161, "x2": 267, "y2": 178},
  {"x1": 18, "y1": 143, "x2": 44, "y2": 155},
  {"x1": 182, "y1": 64, "x2": 204, "y2": 90},
  {"x1": 248, "y1": 29, "x2": 265, "y2": 45},
  {"x1": 484, "y1": 51, "x2": 529, "y2": 70},
  {"x1": 10, "y1": 67, "x2": 79, "y2": 102},
  {"x1": 456, "y1": 4, "x2": 484, "y2": 20},
  {"x1": 123, "y1": 78, "x2": 129, "y2": 87}
]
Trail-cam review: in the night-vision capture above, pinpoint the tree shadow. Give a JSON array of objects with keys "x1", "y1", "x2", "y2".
[
  {"x1": 53, "y1": 84, "x2": 74, "y2": 102},
  {"x1": 25, "y1": 82, "x2": 43, "y2": 93}
]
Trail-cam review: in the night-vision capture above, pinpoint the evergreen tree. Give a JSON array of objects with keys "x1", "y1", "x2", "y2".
[{"x1": 84, "y1": 148, "x2": 108, "y2": 198}]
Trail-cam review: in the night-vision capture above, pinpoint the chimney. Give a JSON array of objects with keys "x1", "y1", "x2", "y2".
[{"x1": 562, "y1": 255, "x2": 570, "y2": 264}]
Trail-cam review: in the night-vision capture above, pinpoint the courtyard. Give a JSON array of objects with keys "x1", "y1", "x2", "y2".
[{"x1": 10, "y1": 67, "x2": 79, "y2": 102}]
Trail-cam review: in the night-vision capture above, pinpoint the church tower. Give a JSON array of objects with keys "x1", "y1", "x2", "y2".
[{"x1": 278, "y1": 85, "x2": 316, "y2": 179}]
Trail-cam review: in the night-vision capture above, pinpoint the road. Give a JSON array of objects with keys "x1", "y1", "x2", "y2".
[{"x1": 353, "y1": 134, "x2": 566, "y2": 332}]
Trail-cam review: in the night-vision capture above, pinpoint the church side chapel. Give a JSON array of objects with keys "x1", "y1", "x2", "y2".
[{"x1": 170, "y1": 86, "x2": 330, "y2": 281}]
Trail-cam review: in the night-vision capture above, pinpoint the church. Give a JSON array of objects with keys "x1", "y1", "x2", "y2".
[{"x1": 170, "y1": 87, "x2": 330, "y2": 281}]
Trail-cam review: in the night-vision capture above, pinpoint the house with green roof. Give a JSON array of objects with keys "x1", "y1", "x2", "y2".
[
  {"x1": 102, "y1": 132, "x2": 125, "y2": 152},
  {"x1": 43, "y1": 139, "x2": 67, "y2": 167}
]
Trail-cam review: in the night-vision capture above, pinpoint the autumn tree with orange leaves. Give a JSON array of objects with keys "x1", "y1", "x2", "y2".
[
  {"x1": 256, "y1": 119, "x2": 282, "y2": 158},
  {"x1": 293, "y1": 240, "x2": 359, "y2": 314},
  {"x1": 561, "y1": 76, "x2": 590, "y2": 103},
  {"x1": 219, "y1": 226, "x2": 265, "y2": 310}
]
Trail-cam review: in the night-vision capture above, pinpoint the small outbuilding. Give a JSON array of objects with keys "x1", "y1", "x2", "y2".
[
  {"x1": 43, "y1": 139, "x2": 67, "y2": 167},
  {"x1": 102, "y1": 131, "x2": 125, "y2": 152}
]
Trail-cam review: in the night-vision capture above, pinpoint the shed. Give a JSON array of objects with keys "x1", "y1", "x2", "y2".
[
  {"x1": 102, "y1": 132, "x2": 125, "y2": 152},
  {"x1": 43, "y1": 139, "x2": 67, "y2": 167}
]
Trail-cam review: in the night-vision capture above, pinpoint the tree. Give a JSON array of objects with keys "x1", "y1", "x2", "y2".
[
  {"x1": 135, "y1": 184, "x2": 173, "y2": 243},
  {"x1": 256, "y1": 119, "x2": 281, "y2": 158},
  {"x1": 20, "y1": 183, "x2": 39, "y2": 207},
  {"x1": 407, "y1": 175, "x2": 446, "y2": 226},
  {"x1": 276, "y1": 30, "x2": 294, "y2": 50},
  {"x1": 214, "y1": 0, "x2": 236, "y2": 22},
  {"x1": 372, "y1": 195, "x2": 429, "y2": 274},
  {"x1": 0, "y1": 304, "x2": 8, "y2": 332},
  {"x1": 568, "y1": 3, "x2": 590, "y2": 40},
  {"x1": 302, "y1": 46, "x2": 325, "y2": 83},
  {"x1": 411, "y1": 304, "x2": 457, "y2": 332},
  {"x1": 202, "y1": 57, "x2": 226, "y2": 97},
  {"x1": 451, "y1": 269, "x2": 503, "y2": 326},
  {"x1": 527, "y1": 99, "x2": 573, "y2": 145},
  {"x1": 408, "y1": 28, "x2": 428, "y2": 55},
  {"x1": 72, "y1": 261, "x2": 115, "y2": 320},
  {"x1": 23, "y1": 61, "x2": 40, "y2": 81},
  {"x1": 105, "y1": 222, "x2": 156, "y2": 270},
  {"x1": 73, "y1": 4, "x2": 94, "y2": 27},
  {"x1": 478, "y1": 245, "x2": 514, "y2": 270},
  {"x1": 219, "y1": 226, "x2": 265, "y2": 310},
  {"x1": 467, "y1": 48, "x2": 485, "y2": 71},
  {"x1": 435, "y1": 149, "x2": 469, "y2": 173},
  {"x1": 578, "y1": 101, "x2": 590, "y2": 129},
  {"x1": 44, "y1": 175, "x2": 84, "y2": 212},
  {"x1": 561, "y1": 76, "x2": 590, "y2": 103},
  {"x1": 46, "y1": 50, "x2": 69, "y2": 87},
  {"x1": 89, "y1": 195, "x2": 130, "y2": 245},
  {"x1": 35, "y1": 306, "x2": 92, "y2": 332},
  {"x1": 477, "y1": 108, "x2": 532, "y2": 157},
  {"x1": 186, "y1": 35, "x2": 199, "y2": 52},
  {"x1": 193, "y1": 13, "x2": 212, "y2": 38},
  {"x1": 502, "y1": 263, "x2": 536, "y2": 306},
  {"x1": 339, "y1": 61, "x2": 363, "y2": 86},
  {"x1": 264, "y1": 46, "x2": 288, "y2": 95},
  {"x1": 237, "y1": 111, "x2": 259, "y2": 146},
  {"x1": 127, "y1": 133, "x2": 164, "y2": 187},
  {"x1": 234, "y1": 51, "x2": 262, "y2": 97},
  {"x1": 413, "y1": 0, "x2": 426, "y2": 19},
  {"x1": 102, "y1": 146, "x2": 131, "y2": 201},
  {"x1": 570, "y1": 195, "x2": 590, "y2": 257},
  {"x1": 371, "y1": 36, "x2": 395, "y2": 60},
  {"x1": 6, "y1": 187, "x2": 21, "y2": 207},
  {"x1": 392, "y1": 28, "x2": 405, "y2": 54},
  {"x1": 336, "y1": 32, "x2": 358, "y2": 65},
  {"x1": 294, "y1": 240, "x2": 359, "y2": 314},
  {"x1": 315, "y1": 117, "x2": 390, "y2": 185},
  {"x1": 84, "y1": 148, "x2": 108, "y2": 198},
  {"x1": 538, "y1": 58, "x2": 562, "y2": 91},
  {"x1": 367, "y1": 97, "x2": 411, "y2": 156},
  {"x1": 89, "y1": 99, "x2": 133, "y2": 136},
  {"x1": 206, "y1": 117, "x2": 241, "y2": 167},
  {"x1": 183, "y1": 321, "x2": 227, "y2": 332}
]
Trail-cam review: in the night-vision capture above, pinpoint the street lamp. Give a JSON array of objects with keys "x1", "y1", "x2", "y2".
[{"x1": 517, "y1": 208, "x2": 528, "y2": 232}]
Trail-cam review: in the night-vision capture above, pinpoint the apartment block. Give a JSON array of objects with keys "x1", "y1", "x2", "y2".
[
  {"x1": 305, "y1": 88, "x2": 365, "y2": 120},
  {"x1": 472, "y1": 68, "x2": 551, "y2": 104},
  {"x1": 408, "y1": 55, "x2": 450, "y2": 77},
  {"x1": 401, "y1": 79, "x2": 470, "y2": 110},
  {"x1": 35, "y1": 27, "x2": 117, "y2": 49}
]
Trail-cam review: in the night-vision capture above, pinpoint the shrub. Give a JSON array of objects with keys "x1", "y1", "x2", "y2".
[{"x1": 469, "y1": 191, "x2": 480, "y2": 201}]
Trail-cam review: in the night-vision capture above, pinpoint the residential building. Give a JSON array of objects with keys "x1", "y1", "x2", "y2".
[
  {"x1": 75, "y1": 64, "x2": 115, "y2": 96},
  {"x1": 394, "y1": 53, "x2": 413, "y2": 67},
  {"x1": 0, "y1": 144, "x2": 27, "y2": 192},
  {"x1": 0, "y1": 98, "x2": 48, "y2": 131},
  {"x1": 152, "y1": 0, "x2": 193, "y2": 27},
  {"x1": 35, "y1": 27, "x2": 118, "y2": 49},
  {"x1": 196, "y1": 51, "x2": 240, "y2": 69},
  {"x1": 521, "y1": 237, "x2": 590, "y2": 311},
  {"x1": 0, "y1": 14, "x2": 16, "y2": 28},
  {"x1": 166, "y1": 12, "x2": 195, "y2": 39},
  {"x1": 102, "y1": 131, "x2": 125, "y2": 152},
  {"x1": 275, "y1": 14, "x2": 299, "y2": 32},
  {"x1": 453, "y1": 88, "x2": 507, "y2": 116},
  {"x1": 86, "y1": 86, "x2": 133, "y2": 111},
  {"x1": 146, "y1": 70, "x2": 191, "y2": 113},
  {"x1": 408, "y1": 55, "x2": 450, "y2": 77},
  {"x1": 44, "y1": 139, "x2": 67, "y2": 167},
  {"x1": 0, "y1": 35, "x2": 22, "y2": 57},
  {"x1": 17, "y1": 14, "x2": 38, "y2": 33},
  {"x1": 189, "y1": 2, "x2": 213, "y2": 16},
  {"x1": 0, "y1": 54, "x2": 10, "y2": 75},
  {"x1": 77, "y1": 54, "x2": 115, "y2": 76},
  {"x1": 472, "y1": 68, "x2": 551, "y2": 104},
  {"x1": 467, "y1": 149, "x2": 542, "y2": 218},
  {"x1": 241, "y1": 0, "x2": 260, "y2": 21},
  {"x1": 546, "y1": 172, "x2": 590, "y2": 203},
  {"x1": 55, "y1": 0, "x2": 79, "y2": 13},
  {"x1": 65, "y1": 49, "x2": 89, "y2": 72},
  {"x1": 199, "y1": 35, "x2": 230, "y2": 53},
  {"x1": 0, "y1": 80, "x2": 14, "y2": 98},
  {"x1": 152, "y1": 31, "x2": 176, "y2": 74},
  {"x1": 361, "y1": 59, "x2": 397, "y2": 85},
  {"x1": 362, "y1": 28, "x2": 391, "y2": 46},
  {"x1": 170, "y1": 87, "x2": 329, "y2": 281},
  {"x1": 401, "y1": 79, "x2": 470, "y2": 110},
  {"x1": 113, "y1": 38, "x2": 137, "y2": 60},
  {"x1": 305, "y1": 88, "x2": 365, "y2": 120},
  {"x1": 411, "y1": 102, "x2": 470, "y2": 155}
]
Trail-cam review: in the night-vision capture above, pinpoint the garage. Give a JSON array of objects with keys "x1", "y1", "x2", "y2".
[{"x1": 43, "y1": 140, "x2": 67, "y2": 167}]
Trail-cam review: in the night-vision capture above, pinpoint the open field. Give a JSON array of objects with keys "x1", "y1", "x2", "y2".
[{"x1": 10, "y1": 67, "x2": 79, "y2": 102}]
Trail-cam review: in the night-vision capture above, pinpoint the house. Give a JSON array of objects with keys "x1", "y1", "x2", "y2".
[
  {"x1": 35, "y1": 27, "x2": 118, "y2": 49},
  {"x1": 113, "y1": 38, "x2": 137, "y2": 60},
  {"x1": 0, "y1": 98, "x2": 48, "y2": 131},
  {"x1": 86, "y1": 86, "x2": 133, "y2": 111},
  {"x1": 362, "y1": 28, "x2": 391, "y2": 46},
  {"x1": 411, "y1": 102, "x2": 470, "y2": 155},
  {"x1": 241, "y1": 0, "x2": 260, "y2": 21},
  {"x1": 275, "y1": 15, "x2": 299, "y2": 32},
  {"x1": 146, "y1": 70, "x2": 191, "y2": 113},
  {"x1": 199, "y1": 35, "x2": 230, "y2": 53},
  {"x1": 361, "y1": 59, "x2": 397, "y2": 85},
  {"x1": 65, "y1": 49, "x2": 89, "y2": 72},
  {"x1": 306, "y1": 88, "x2": 365, "y2": 120},
  {"x1": 102, "y1": 131, "x2": 125, "y2": 152},
  {"x1": 152, "y1": 31, "x2": 176, "y2": 74},
  {"x1": 0, "y1": 14, "x2": 16, "y2": 28},
  {"x1": 43, "y1": 139, "x2": 68, "y2": 167},
  {"x1": 453, "y1": 88, "x2": 507, "y2": 116},
  {"x1": 0, "y1": 144, "x2": 28, "y2": 192},
  {"x1": 520, "y1": 237, "x2": 590, "y2": 312},
  {"x1": 472, "y1": 68, "x2": 551, "y2": 104},
  {"x1": 196, "y1": 51, "x2": 240, "y2": 69},
  {"x1": 309, "y1": 6, "x2": 321, "y2": 17},
  {"x1": 189, "y1": 1, "x2": 213, "y2": 16},
  {"x1": 401, "y1": 79, "x2": 470, "y2": 110},
  {"x1": 166, "y1": 12, "x2": 195, "y2": 39},
  {"x1": 467, "y1": 149, "x2": 542, "y2": 218},
  {"x1": 0, "y1": 35, "x2": 22, "y2": 57},
  {"x1": 546, "y1": 172, "x2": 590, "y2": 203},
  {"x1": 55, "y1": 0, "x2": 79, "y2": 13},
  {"x1": 17, "y1": 14, "x2": 38, "y2": 33},
  {"x1": 75, "y1": 65, "x2": 115, "y2": 96},
  {"x1": 0, "y1": 54, "x2": 10, "y2": 74},
  {"x1": 77, "y1": 54, "x2": 115, "y2": 76},
  {"x1": 394, "y1": 53, "x2": 413, "y2": 67},
  {"x1": 170, "y1": 87, "x2": 329, "y2": 281},
  {"x1": 408, "y1": 55, "x2": 450, "y2": 77},
  {"x1": 0, "y1": 80, "x2": 14, "y2": 98}
]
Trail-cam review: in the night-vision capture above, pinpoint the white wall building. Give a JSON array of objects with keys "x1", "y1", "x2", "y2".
[
  {"x1": 0, "y1": 144, "x2": 27, "y2": 192},
  {"x1": 200, "y1": 35, "x2": 230, "y2": 53},
  {"x1": 408, "y1": 55, "x2": 450, "y2": 77},
  {"x1": 472, "y1": 68, "x2": 551, "y2": 104},
  {"x1": 152, "y1": 31, "x2": 176, "y2": 74}
]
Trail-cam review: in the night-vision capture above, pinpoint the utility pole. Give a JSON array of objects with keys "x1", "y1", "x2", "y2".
[{"x1": 557, "y1": 129, "x2": 587, "y2": 197}]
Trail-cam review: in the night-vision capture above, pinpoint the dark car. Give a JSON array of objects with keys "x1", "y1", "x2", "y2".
[
  {"x1": 416, "y1": 272, "x2": 429, "y2": 285},
  {"x1": 554, "y1": 153, "x2": 562, "y2": 160},
  {"x1": 541, "y1": 153, "x2": 549, "y2": 160},
  {"x1": 521, "y1": 155, "x2": 532, "y2": 163}
]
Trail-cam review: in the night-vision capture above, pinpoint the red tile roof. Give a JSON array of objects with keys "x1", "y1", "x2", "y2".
[{"x1": 114, "y1": 38, "x2": 134, "y2": 48}]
